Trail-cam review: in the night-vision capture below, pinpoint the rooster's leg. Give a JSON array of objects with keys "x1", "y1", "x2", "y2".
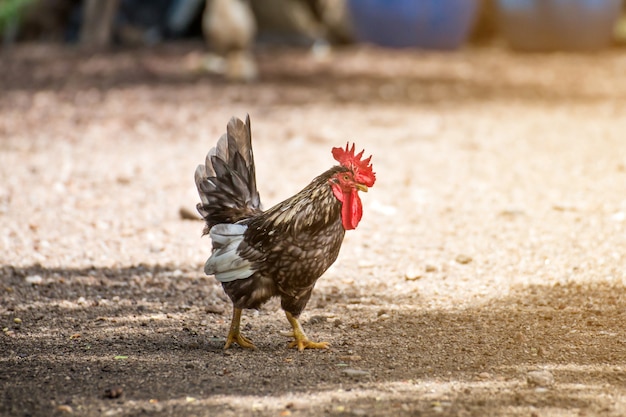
[
  {"x1": 224, "y1": 307, "x2": 256, "y2": 350},
  {"x1": 285, "y1": 311, "x2": 329, "y2": 351}
]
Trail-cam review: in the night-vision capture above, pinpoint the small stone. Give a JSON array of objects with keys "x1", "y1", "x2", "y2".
[
  {"x1": 342, "y1": 368, "x2": 370, "y2": 377},
  {"x1": 527, "y1": 370, "x2": 554, "y2": 388},
  {"x1": 25, "y1": 275, "x2": 43, "y2": 284},
  {"x1": 425, "y1": 264, "x2": 437, "y2": 273},
  {"x1": 205, "y1": 305, "x2": 223, "y2": 315},
  {"x1": 56, "y1": 405, "x2": 73, "y2": 413},
  {"x1": 13, "y1": 318, "x2": 22, "y2": 325},
  {"x1": 116, "y1": 175, "x2": 131, "y2": 185},
  {"x1": 404, "y1": 266, "x2": 422, "y2": 281},
  {"x1": 478, "y1": 372, "x2": 491, "y2": 380},
  {"x1": 455, "y1": 254, "x2": 473, "y2": 265},
  {"x1": 104, "y1": 386, "x2": 123, "y2": 399},
  {"x1": 149, "y1": 244, "x2": 164, "y2": 253}
]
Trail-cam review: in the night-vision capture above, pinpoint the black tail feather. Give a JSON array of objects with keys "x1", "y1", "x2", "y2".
[{"x1": 195, "y1": 115, "x2": 262, "y2": 233}]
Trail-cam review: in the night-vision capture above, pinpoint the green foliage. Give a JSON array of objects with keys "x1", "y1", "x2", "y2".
[{"x1": 0, "y1": 0, "x2": 36, "y2": 32}]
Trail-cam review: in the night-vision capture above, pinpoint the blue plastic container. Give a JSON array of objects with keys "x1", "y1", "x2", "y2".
[
  {"x1": 347, "y1": 0, "x2": 479, "y2": 49},
  {"x1": 497, "y1": 0, "x2": 622, "y2": 51}
]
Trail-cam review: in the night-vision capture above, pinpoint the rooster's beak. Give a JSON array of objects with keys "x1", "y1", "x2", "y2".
[{"x1": 355, "y1": 183, "x2": 368, "y2": 193}]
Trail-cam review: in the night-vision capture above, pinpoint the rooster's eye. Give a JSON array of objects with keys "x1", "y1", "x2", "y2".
[{"x1": 343, "y1": 174, "x2": 350, "y2": 181}]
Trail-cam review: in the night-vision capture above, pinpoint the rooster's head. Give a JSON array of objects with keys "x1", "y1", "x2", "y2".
[{"x1": 329, "y1": 143, "x2": 376, "y2": 230}]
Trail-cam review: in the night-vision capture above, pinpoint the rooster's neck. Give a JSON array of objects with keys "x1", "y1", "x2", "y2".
[{"x1": 247, "y1": 167, "x2": 346, "y2": 236}]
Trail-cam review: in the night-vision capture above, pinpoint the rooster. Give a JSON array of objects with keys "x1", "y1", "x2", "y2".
[{"x1": 195, "y1": 115, "x2": 375, "y2": 351}]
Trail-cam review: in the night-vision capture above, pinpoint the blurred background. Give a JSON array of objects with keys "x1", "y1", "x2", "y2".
[{"x1": 2, "y1": 0, "x2": 626, "y2": 55}]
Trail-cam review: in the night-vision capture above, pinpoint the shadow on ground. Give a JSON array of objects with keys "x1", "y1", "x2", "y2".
[{"x1": 1, "y1": 264, "x2": 625, "y2": 416}]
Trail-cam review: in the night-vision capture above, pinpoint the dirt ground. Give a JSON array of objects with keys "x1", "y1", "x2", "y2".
[{"x1": 1, "y1": 42, "x2": 626, "y2": 417}]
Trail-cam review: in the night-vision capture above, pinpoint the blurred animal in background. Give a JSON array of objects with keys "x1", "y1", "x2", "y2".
[
  {"x1": 195, "y1": 115, "x2": 375, "y2": 350},
  {"x1": 250, "y1": 0, "x2": 353, "y2": 54},
  {"x1": 2, "y1": 0, "x2": 354, "y2": 76},
  {"x1": 202, "y1": 0, "x2": 257, "y2": 81},
  {"x1": 201, "y1": 0, "x2": 353, "y2": 80}
]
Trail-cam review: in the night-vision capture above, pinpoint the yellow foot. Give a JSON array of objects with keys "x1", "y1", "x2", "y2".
[
  {"x1": 223, "y1": 307, "x2": 256, "y2": 350},
  {"x1": 283, "y1": 311, "x2": 329, "y2": 351},
  {"x1": 224, "y1": 331, "x2": 256, "y2": 350},
  {"x1": 288, "y1": 339, "x2": 329, "y2": 351}
]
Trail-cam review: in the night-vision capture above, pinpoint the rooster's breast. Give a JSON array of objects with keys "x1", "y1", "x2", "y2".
[{"x1": 260, "y1": 216, "x2": 346, "y2": 294}]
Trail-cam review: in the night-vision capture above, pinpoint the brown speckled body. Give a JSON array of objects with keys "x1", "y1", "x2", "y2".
[{"x1": 223, "y1": 166, "x2": 348, "y2": 317}]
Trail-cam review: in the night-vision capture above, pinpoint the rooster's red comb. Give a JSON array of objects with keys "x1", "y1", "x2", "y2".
[{"x1": 332, "y1": 143, "x2": 376, "y2": 187}]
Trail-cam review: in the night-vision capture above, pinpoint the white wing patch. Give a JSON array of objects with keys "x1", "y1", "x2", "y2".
[{"x1": 205, "y1": 223, "x2": 254, "y2": 282}]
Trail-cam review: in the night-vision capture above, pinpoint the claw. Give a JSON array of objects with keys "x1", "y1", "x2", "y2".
[
  {"x1": 288, "y1": 339, "x2": 329, "y2": 351},
  {"x1": 284, "y1": 311, "x2": 329, "y2": 352},
  {"x1": 223, "y1": 307, "x2": 256, "y2": 350},
  {"x1": 224, "y1": 331, "x2": 256, "y2": 350}
]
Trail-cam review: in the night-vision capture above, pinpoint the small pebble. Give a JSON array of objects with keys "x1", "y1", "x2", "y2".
[
  {"x1": 342, "y1": 368, "x2": 370, "y2": 377},
  {"x1": 25, "y1": 275, "x2": 43, "y2": 284},
  {"x1": 527, "y1": 370, "x2": 554, "y2": 388},
  {"x1": 205, "y1": 305, "x2": 224, "y2": 315},
  {"x1": 404, "y1": 266, "x2": 422, "y2": 281},
  {"x1": 425, "y1": 264, "x2": 437, "y2": 273},
  {"x1": 13, "y1": 318, "x2": 22, "y2": 325},
  {"x1": 455, "y1": 254, "x2": 473, "y2": 265},
  {"x1": 478, "y1": 372, "x2": 491, "y2": 380},
  {"x1": 104, "y1": 386, "x2": 123, "y2": 399},
  {"x1": 56, "y1": 405, "x2": 73, "y2": 413}
]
